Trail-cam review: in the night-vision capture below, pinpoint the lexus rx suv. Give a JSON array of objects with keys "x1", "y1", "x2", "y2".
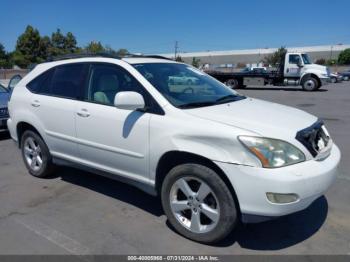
[{"x1": 7, "y1": 54, "x2": 341, "y2": 243}]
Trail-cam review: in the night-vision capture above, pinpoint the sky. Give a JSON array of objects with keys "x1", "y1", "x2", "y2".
[{"x1": 0, "y1": 0, "x2": 349, "y2": 54}]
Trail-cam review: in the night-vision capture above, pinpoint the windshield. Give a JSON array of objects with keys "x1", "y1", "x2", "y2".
[
  {"x1": 302, "y1": 54, "x2": 312, "y2": 65},
  {"x1": 133, "y1": 63, "x2": 245, "y2": 108}
]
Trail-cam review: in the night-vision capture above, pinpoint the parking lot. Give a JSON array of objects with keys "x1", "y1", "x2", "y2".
[{"x1": 0, "y1": 81, "x2": 349, "y2": 255}]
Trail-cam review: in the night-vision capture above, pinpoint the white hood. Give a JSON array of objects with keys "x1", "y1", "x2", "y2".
[{"x1": 184, "y1": 98, "x2": 318, "y2": 140}]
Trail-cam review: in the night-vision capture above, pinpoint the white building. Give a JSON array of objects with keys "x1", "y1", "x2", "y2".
[{"x1": 160, "y1": 44, "x2": 350, "y2": 66}]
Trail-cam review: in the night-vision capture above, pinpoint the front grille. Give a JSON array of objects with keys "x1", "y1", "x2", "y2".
[
  {"x1": 0, "y1": 107, "x2": 9, "y2": 118},
  {"x1": 296, "y1": 120, "x2": 330, "y2": 157}
]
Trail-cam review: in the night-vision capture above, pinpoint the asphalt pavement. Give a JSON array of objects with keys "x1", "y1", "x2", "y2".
[{"x1": 0, "y1": 82, "x2": 349, "y2": 255}]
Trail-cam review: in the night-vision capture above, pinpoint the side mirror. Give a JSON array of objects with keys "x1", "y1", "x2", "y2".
[
  {"x1": 114, "y1": 91, "x2": 145, "y2": 111},
  {"x1": 296, "y1": 58, "x2": 303, "y2": 67}
]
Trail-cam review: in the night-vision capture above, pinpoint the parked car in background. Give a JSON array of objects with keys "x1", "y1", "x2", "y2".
[
  {"x1": 169, "y1": 72, "x2": 199, "y2": 85},
  {"x1": 330, "y1": 73, "x2": 343, "y2": 83},
  {"x1": 8, "y1": 74, "x2": 22, "y2": 92},
  {"x1": 241, "y1": 67, "x2": 268, "y2": 74},
  {"x1": 0, "y1": 84, "x2": 10, "y2": 132},
  {"x1": 339, "y1": 69, "x2": 350, "y2": 81}
]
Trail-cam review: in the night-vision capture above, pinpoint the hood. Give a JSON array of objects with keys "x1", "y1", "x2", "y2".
[
  {"x1": 304, "y1": 63, "x2": 327, "y2": 73},
  {"x1": 184, "y1": 98, "x2": 317, "y2": 140},
  {"x1": 0, "y1": 92, "x2": 10, "y2": 107}
]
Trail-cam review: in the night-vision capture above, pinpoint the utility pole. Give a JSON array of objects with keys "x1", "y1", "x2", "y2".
[{"x1": 174, "y1": 41, "x2": 179, "y2": 59}]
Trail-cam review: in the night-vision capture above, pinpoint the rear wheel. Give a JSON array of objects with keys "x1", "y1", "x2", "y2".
[
  {"x1": 330, "y1": 77, "x2": 337, "y2": 83},
  {"x1": 302, "y1": 76, "x2": 319, "y2": 91},
  {"x1": 21, "y1": 130, "x2": 55, "y2": 178},
  {"x1": 161, "y1": 164, "x2": 237, "y2": 243},
  {"x1": 225, "y1": 78, "x2": 239, "y2": 89}
]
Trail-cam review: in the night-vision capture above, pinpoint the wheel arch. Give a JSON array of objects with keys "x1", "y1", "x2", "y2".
[
  {"x1": 301, "y1": 73, "x2": 321, "y2": 87},
  {"x1": 155, "y1": 150, "x2": 242, "y2": 216},
  {"x1": 16, "y1": 122, "x2": 44, "y2": 148}
]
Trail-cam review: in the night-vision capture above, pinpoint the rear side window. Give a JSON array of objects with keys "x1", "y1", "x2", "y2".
[
  {"x1": 50, "y1": 64, "x2": 88, "y2": 99},
  {"x1": 27, "y1": 63, "x2": 88, "y2": 99},
  {"x1": 27, "y1": 70, "x2": 52, "y2": 93}
]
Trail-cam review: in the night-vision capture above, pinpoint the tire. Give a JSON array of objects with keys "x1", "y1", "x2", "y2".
[
  {"x1": 302, "y1": 76, "x2": 319, "y2": 91},
  {"x1": 225, "y1": 78, "x2": 239, "y2": 89},
  {"x1": 331, "y1": 77, "x2": 337, "y2": 83},
  {"x1": 161, "y1": 163, "x2": 237, "y2": 243},
  {"x1": 21, "y1": 130, "x2": 55, "y2": 178}
]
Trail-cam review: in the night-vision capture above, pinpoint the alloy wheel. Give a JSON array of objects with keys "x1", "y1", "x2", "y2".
[{"x1": 169, "y1": 177, "x2": 220, "y2": 234}]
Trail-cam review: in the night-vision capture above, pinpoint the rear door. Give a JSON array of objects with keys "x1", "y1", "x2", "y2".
[{"x1": 29, "y1": 63, "x2": 89, "y2": 159}]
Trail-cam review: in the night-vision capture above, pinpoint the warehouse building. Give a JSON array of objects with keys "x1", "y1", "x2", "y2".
[{"x1": 160, "y1": 44, "x2": 350, "y2": 66}]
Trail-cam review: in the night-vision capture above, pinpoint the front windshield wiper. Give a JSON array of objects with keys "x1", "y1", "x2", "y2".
[
  {"x1": 215, "y1": 94, "x2": 245, "y2": 103},
  {"x1": 178, "y1": 101, "x2": 217, "y2": 109}
]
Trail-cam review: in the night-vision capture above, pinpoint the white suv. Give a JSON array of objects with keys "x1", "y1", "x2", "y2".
[{"x1": 7, "y1": 54, "x2": 341, "y2": 243}]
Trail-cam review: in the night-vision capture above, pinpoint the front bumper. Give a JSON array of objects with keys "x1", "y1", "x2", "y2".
[
  {"x1": 215, "y1": 144, "x2": 340, "y2": 221},
  {"x1": 320, "y1": 77, "x2": 330, "y2": 86},
  {"x1": 0, "y1": 117, "x2": 9, "y2": 132}
]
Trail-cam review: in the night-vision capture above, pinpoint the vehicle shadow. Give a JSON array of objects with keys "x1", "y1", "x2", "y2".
[
  {"x1": 53, "y1": 167, "x2": 328, "y2": 250},
  {"x1": 0, "y1": 131, "x2": 11, "y2": 141},
  {"x1": 240, "y1": 87, "x2": 328, "y2": 92},
  {"x1": 216, "y1": 196, "x2": 328, "y2": 250},
  {"x1": 54, "y1": 166, "x2": 164, "y2": 217}
]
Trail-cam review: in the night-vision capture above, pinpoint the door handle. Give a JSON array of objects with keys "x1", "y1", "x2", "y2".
[
  {"x1": 31, "y1": 100, "x2": 40, "y2": 107},
  {"x1": 77, "y1": 109, "x2": 90, "y2": 117}
]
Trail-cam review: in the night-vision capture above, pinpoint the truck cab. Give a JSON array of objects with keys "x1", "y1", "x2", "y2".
[{"x1": 282, "y1": 53, "x2": 330, "y2": 91}]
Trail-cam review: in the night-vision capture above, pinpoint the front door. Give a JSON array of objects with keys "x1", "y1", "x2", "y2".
[
  {"x1": 284, "y1": 54, "x2": 302, "y2": 78},
  {"x1": 75, "y1": 63, "x2": 151, "y2": 184}
]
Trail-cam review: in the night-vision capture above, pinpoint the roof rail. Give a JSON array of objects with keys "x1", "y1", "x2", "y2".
[
  {"x1": 123, "y1": 54, "x2": 173, "y2": 60},
  {"x1": 47, "y1": 52, "x2": 173, "y2": 62},
  {"x1": 47, "y1": 52, "x2": 122, "y2": 62}
]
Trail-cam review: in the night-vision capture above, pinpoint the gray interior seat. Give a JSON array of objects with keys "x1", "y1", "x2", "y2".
[{"x1": 93, "y1": 74, "x2": 119, "y2": 104}]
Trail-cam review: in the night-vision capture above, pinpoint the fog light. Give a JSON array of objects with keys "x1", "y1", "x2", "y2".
[{"x1": 266, "y1": 193, "x2": 299, "y2": 204}]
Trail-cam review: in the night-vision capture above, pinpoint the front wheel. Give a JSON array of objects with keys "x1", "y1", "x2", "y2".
[
  {"x1": 302, "y1": 76, "x2": 319, "y2": 91},
  {"x1": 330, "y1": 77, "x2": 337, "y2": 83},
  {"x1": 161, "y1": 164, "x2": 237, "y2": 243}
]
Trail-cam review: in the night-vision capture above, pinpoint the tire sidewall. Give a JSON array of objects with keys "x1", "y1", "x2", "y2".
[
  {"x1": 21, "y1": 130, "x2": 53, "y2": 178},
  {"x1": 226, "y1": 79, "x2": 239, "y2": 89},
  {"x1": 161, "y1": 164, "x2": 237, "y2": 243},
  {"x1": 302, "y1": 77, "x2": 318, "y2": 91}
]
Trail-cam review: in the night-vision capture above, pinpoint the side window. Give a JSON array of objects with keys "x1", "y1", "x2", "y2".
[
  {"x1": 289, "y1": 55, "x2": 301, "y2": 64},
  {"x1": 49, "y1": 64, "x2": 88, "y2": 99},
  {"x1": 27, "y1": 70, "x2": 52, "y2": 93},
  {"x1": 86, "y1": 64, "x2": 146, "y2": 106}
]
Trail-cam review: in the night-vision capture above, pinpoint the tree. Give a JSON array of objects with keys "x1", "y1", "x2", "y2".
[
  {"x1": 315, "y1": 58, "x2": 326, "y2": 65},
  {"x1": 338, "y1": 48, "x2": 350, "y2": 65},
  {"x1": 64, "y1": 32, "x2": 78, "y2": 53},
  {"x1": 175, "y1": 55, "x2": 183, "y2": 62},
  {"x1": 263, "y1": 46, "x2": 287, "y2": 66},
  {"x1": 85, "y1": 41, "x2": 105, "y2": 53},
  {"x1": 13, "y1": 25, "x2": 46, "y2": 68},
  {"x1": 116, "y1": 48, "x2": 129, "y2": 57},
  {"x1": 191, "y1": 57, "x2": 201, "y2": 68},
  {"x1": 0, "y1": 43, "x2": 7, "y2": 68}
]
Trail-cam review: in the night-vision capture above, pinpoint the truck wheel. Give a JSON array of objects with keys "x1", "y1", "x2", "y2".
[
  {"x1": 225, "y1": 79, "x2": 239, "y2": 89},
  {"x1": 302, "y1": 76, "x2": 319, "y2": 91},
  {"x1": 21, "y1": 130, "x2": 55, "y2": 178},
  {"x1": 161, "y1": 164, "x2": 237, "y2": 243}
]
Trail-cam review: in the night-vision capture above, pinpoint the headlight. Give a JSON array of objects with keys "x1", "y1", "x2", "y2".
[{"x1": 238, "y1": 136, "x2": 305, "y2": 168}]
